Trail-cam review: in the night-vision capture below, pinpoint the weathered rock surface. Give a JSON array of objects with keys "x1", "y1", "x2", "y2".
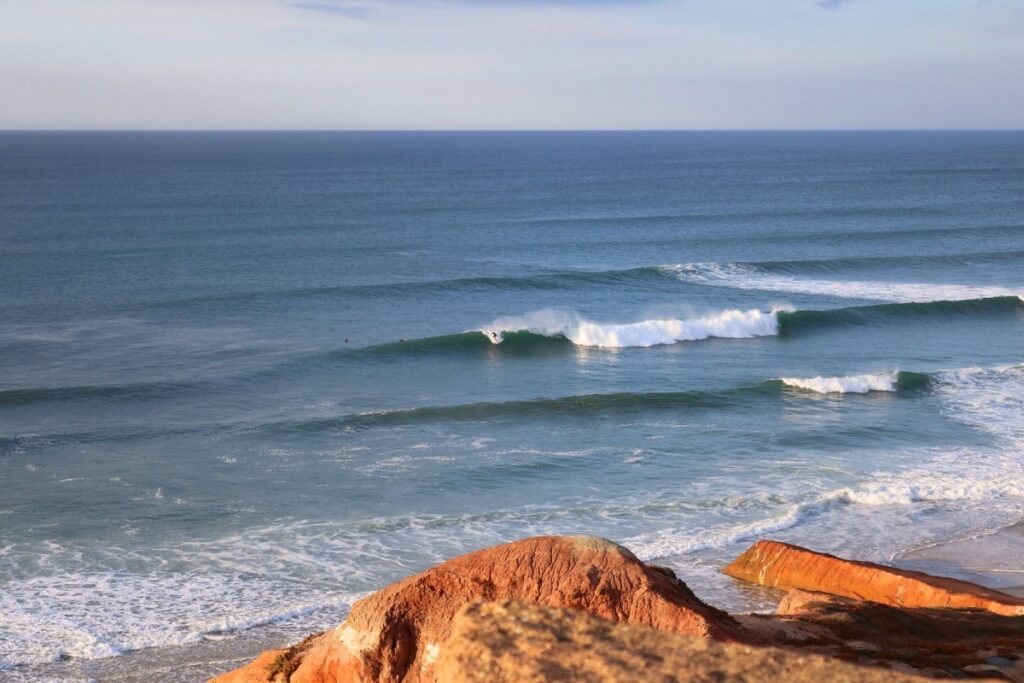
[
  {"x1": 724, "y1": 540, "x2": 1024, "y2": 616},
  {"x1": 437, "y1": 600, "x2": 927, "y2": 682},
  {"x1": 740, "y1": 589, "x2": 1024, "y2": 679},
  {"x1": 211, "y1": 535, "x2": 744, "y2": 683}
]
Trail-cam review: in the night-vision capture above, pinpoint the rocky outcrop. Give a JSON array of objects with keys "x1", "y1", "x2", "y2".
[
  {"x1": 739, "y1": 589, "x2": 1024, "y2": 678},
  {"x1": 212, "y1": 535, "x2": 744, "y2": 683},
  {"x1": 213, "y1": 535, "x2": 1024, "y2": 682},
  {"x1": 436, "y1": 600, "x2": 926, "y2": 683},
  {"x1": 723, "y1": 540, "x2": 1024, "y2": 616}
]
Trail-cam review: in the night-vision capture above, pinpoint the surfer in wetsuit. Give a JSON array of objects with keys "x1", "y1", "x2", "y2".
[{"x1": 491, "y1": 332, "x2": 499, "y2": 342}]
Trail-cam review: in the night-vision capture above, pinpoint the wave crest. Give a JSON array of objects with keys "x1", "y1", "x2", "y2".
[
  {"x1": 482, "y1": 307, "x2": 786, "y2": 349},
  {"x1": 781, "y1": 372, "x2": 899, "y2": 394},
  {"x1": 667, "y1": 262, "x2": 1022, "y2": 303}
]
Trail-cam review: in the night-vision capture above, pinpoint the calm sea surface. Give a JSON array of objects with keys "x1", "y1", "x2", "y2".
[{"x1": 2, "y1": 131, "x2": 1023, "y2": 680}]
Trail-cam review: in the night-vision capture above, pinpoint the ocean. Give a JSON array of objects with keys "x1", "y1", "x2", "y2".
[{"x1": 1, "y1": 131, "x2": 1023, "y2": 681}]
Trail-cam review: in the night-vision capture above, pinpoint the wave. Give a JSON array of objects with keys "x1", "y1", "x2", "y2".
[
  {"x1": 481, "y1": 308, "x2": 783, "y2": 349},
  {"x1": 345, "y1": 308, "x2": 783, "y2": 359},
  {"x1": 667, "y1": 261, "x2": 1022, "y2": 303},
  {"x1": 744, "y1": 250, "x2": 1024, "y2": 275},
  {"x1": 349, "y1": 296, "x2": 1022, "y2": 359},
  {"x1": 146, "y1": 267, "x2": 677, "y2": 310},
  {"x1": 0, "y1": 381, "x2": 193, "y2": 407},
  {"x1": 265, "y1": 373, "x2": 929, "y2": 434},
  {"x1": 780, "y1": 371, "x2": 930, "y2": 395},
  {"x1": 141, "y1": 249, "x2": 1023, "y2": 311},
  {"x1": 775, "y1": 295, "x2": 1023, "y2": 333}
]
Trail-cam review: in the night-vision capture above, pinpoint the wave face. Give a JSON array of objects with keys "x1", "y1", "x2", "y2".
[
  {"x1": 481, "y1": 308, "x2": 783, "y2": 348},
  {"x1": 666, "y1": 262, "x2": 1022, "y2": 303}
]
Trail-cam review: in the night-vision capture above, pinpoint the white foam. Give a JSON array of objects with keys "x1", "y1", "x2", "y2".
[
  {"x1": 781, "y1": 371, "x2": 899, "y2": 394},
  {"x1": 0, "y1": 569, "x2": 364, "y2": 668},
  {"x1": 667, "y1": 262, "x2": 1021, "y2": 303},
  {"x1": 628, "y1": 365, "x2": 1024, "y2": 560},
  {"x1": 481, "y1": 307, "x2": 786, "y2": 348},
  {"x1": 628, "y1": 470, "x2": 1024, "y2": 562},
  {"x1": 934, "y1": 364, "x2": 1024, "y2": 445}
]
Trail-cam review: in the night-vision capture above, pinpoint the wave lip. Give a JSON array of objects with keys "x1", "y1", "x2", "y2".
[
  {"x1": 667, "y1": 261, "x2": 1023, "y2": 303},
  {"x1": 482, "y1": 307, "x2": 786, "y2": 349}
]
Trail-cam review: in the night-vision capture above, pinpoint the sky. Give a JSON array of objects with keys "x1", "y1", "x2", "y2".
[{"x1": 0, "y1": 0, "x2": 1022, "y2": 129}]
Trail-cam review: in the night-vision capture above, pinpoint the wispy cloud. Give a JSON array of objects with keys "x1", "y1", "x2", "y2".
[
  {"x1": 290, "y1": 2, "x2": 371, "y2": 18},
  {"x1": 290, "y1": 0, "x2": 651, "y2": 15},
  {"x1": 817, "y1": 0, "x2": 852, "y2": 8}
]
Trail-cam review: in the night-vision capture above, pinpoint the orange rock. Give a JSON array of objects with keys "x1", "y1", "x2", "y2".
[
  {"x1": 437, "y1": 600, "x2": 927, "y2": 683},
  {"x1": 764, "y1": 588, "x2": 1024, "y2": 675},
  {"x1": 212, "y1": 649, "x2": 288, "y2": 683},
  {"x1": 723, "y1": 540, "x2": 1024, "y2": 616},
  {"x1": 212, "y1": 535, "x2": 744, "y2": 683}
]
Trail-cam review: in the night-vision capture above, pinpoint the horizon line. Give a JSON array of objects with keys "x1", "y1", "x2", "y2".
[{"x1": 2, "y1": 127, "x2": 1023, "y2": 134}]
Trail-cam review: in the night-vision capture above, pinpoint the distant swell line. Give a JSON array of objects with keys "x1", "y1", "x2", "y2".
[
  {"x1": 0, "y1": 381, "x2": 197, "y2": 407},
  {"x1": 0, "y1": 371, "x2": 932, "y2": 448},
  {"x1": 263, "y1": 372, "x2": 929, "y2": 434},
  {"x1": 144, "y1": 267, "x2": 675, "y2": 310},
  {"x1": 138, "y1": 249, "x2": 1023, "y2": 309}
]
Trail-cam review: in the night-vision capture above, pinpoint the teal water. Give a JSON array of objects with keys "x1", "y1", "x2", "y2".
[{"x1": 2, "y1": 131, "x2": 1023, "y2": 679}]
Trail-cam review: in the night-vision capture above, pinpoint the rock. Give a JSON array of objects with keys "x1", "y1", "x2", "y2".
[
  {"x1": 724, "y1": 540, "x2": 1024, "y2": 616},
  {"x1": 753, "y1": 589, "x2": 1024, "y2": 676},
  {"x1": 963, "y1": 664, "x2": 1005, "y2": 676},
  {"x1": 211, "y1": 535, "x2": 744, "y2": 683},
  {"x1": 212, "y1": 649, "x2": 288, "y2": 683},
  {"x1": 436, "y1": 600, "x2": 927, "y2": 682}
]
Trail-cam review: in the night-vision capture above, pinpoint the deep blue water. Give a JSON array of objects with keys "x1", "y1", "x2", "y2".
[{"x1": 2, "y1": 131, "x2": 1023, "y2": 679}]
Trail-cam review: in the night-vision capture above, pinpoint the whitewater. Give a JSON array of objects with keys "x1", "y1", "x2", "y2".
[
  {"x1": 666, "y1": 262, "x2": 1023, "y2": 303},
  {"x1": 481, "y1": 307, "x2": 785, "y2": 348}
]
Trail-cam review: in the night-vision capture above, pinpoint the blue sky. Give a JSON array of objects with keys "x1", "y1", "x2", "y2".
[{"x1": 0, "y1": 0, "x2": 1021, "y2": 129}]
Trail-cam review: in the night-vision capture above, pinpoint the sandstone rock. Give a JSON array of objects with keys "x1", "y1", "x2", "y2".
[
  {"x1": 212, "y1": 649, "x2": 288, "y2": 683},
  {"x1": 436, "y1": 600, "x2": 927, "y2": 682},
  {"x1": 724, "y1": 540, "x2": 1024, "y2": 616},
  {"x1": 211, "y1": 535, "x2": 744, "y2": 683},
  {"x1": 750, "y1": 589, "x2": 1024, "y2": 677}
]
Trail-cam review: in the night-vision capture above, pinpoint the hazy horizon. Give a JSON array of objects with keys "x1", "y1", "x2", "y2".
[
  {"x1": 2, "y1": 1, "x2": 1022, "y2": 130},
  {"x1": 3, "y1": 128, "x2": 1024, "y2": 132}
]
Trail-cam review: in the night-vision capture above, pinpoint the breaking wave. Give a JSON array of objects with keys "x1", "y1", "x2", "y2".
[
  {"x1": 666, "y1": 261, "x2": 1022, "y2": 303},
  {"x1": 349, "y1": 296, "x2": 1022, "y2": 359},
  {"x1": 781, "y1": 371, "x2": 930, "y2": 394},
  {"x1": 481, "y1": 308, "x2": 784, "y2": 348}
]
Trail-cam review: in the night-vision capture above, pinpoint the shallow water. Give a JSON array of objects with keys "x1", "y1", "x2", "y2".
[{"x1": 1, "y1": 131, "x2": 1023, "y2": 679}]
